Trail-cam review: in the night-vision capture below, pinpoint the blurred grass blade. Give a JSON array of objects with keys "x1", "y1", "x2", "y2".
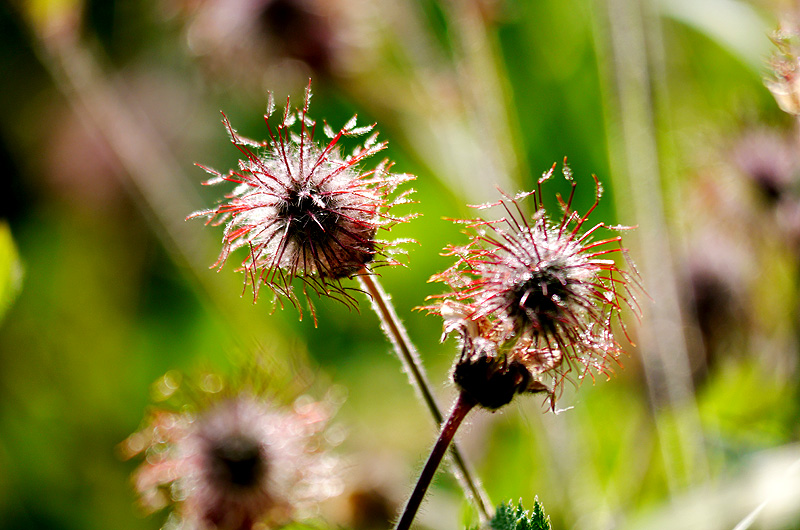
[
  {"x1": 656, "y1": 0, "x2": 770, "y2": 72},
  {"x1": 621, "y1": 445, "x2": 800, "y2": 530}
]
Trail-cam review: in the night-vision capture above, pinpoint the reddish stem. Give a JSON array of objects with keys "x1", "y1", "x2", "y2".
[{"x1": 394, "y1": 392, "x2": 477, "y2": 530}]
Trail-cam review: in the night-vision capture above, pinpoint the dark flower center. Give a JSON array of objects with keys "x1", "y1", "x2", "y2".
[
  {"x1": 209, "y1": 435, "x2": 266, "y2": 489},
  {"x1": 508, "y1": 264, "x2": 572, "y2": 331},
  {"x1": 279, "y1": 187, "x2": 339, "y2": 240},
  {"x1": 276, "y1": 184, "x2": 377, "y2": 278}
]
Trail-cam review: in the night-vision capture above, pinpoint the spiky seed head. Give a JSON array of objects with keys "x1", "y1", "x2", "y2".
[
  {"x1": 432, "y1": 162, "x2": 641, "y2": 408},
  {"x1": 190, "y1": 82, "x2": 415, "y2": 317}
]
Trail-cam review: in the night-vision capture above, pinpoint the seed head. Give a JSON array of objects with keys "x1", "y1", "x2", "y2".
[
  {"x1": 732, "y1": 128, "x2": 798, "y2": 205},
  {"x1": 190, "y1": 82, "x2": 414, "y2": 316},
  {"x1": 767, "y1": 21, "x2": 800, "y2": 115},
  {"x1": 439, "y1": 301, "x2": 555, "y2": 410},
  {"x1": 431, "y1": 162, "x2": 641, "y2": 407},
  {"x1": 122, "y1": 380, "x2": 340, "y2": 530}
]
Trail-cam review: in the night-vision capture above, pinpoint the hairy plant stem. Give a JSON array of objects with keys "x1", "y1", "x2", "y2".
[
  {"x1": 394, "y1": 392, "x2": 477, "y2": 530},
  {"x1": 357, "y1": 270, "x2": 492, "y2": 523}
]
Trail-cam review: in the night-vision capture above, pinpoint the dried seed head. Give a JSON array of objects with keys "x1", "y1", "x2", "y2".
[
  {"x1": 122, "y1": 383, "x2": 340, "y2": 530},
  {"x1": 431, "y1": 162, "x2": 641, "y2": 408},
  {"x1": 190, "y1": 83, "x2": 415, "y2": 316}
]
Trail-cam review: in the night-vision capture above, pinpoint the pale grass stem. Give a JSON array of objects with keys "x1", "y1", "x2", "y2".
[{"x1": 357, "y1": 269, "x2": 492, "y2": 523}]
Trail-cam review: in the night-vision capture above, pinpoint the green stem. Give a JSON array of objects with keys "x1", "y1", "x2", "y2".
[{"x1": 357, "y1": 270, "x2": 492, "y2": 523}]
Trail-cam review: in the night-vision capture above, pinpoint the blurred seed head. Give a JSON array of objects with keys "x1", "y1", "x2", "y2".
[
  {"x1": 681, "y1": 228, "x2": 751, "y2": 384},
  {"x1": 732, "y1": 128, "x2": 799, "y2": 205},
  {"x1": 345, "y1": 488, "x2": 395, "y2": 530},
  {"x1": 122, "y1": 378, "x2": 341, "y2": 530},
  {"x1": 430, "y1": 162, "x2": 641, "y2": 409},
  {"x1": 164, "y1": 0, "x2": 370, "y2": 95},
  {"x1": 322, "y1": 451, "x2": 405, "y2": 530},
  {"x1": 767, "y1": 21, "x2": 800, "y2": 115},
  {"x1": 728, "y1": 127, "x2": 800, "y2": 250},
  {"x1": 186, "y1": 0, "x2": 333, "y2": 69},
  {"x1": 190, "y1": 83, "x2": 415, "y2": 318}
]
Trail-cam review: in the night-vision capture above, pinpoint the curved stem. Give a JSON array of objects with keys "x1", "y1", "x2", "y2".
[
  {"x1": 395, "y1": 393, "x2": 477, "y2": 530},
  {"x1": 357, "y1": 270, "x2": 492, "y2": 523}
]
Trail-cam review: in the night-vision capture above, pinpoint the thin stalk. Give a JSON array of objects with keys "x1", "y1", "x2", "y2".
[
  {"x1": 357, "y1": 270, "x2": 492, "y2": 523},
  {"x1": 593, "y1": 0, "x2": 708, "y2": 489},
  {"x1": 395, "y1": 392, "x2": 477, "y2": 530}
]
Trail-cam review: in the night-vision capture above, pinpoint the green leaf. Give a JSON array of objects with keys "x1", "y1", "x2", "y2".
[
  {"x1": 0, "y1": 221, "x2": 24, "y2": 322},
  {"x1": 489, "y1": 498, "x2": 551, "y2": 530}
]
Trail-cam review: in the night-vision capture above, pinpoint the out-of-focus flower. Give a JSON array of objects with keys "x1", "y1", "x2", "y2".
[
  {"x1": 165, "y1": 0, "x2": 365, "y2": 96},
  {"x1": 190, "y1": 83, "x2": 414, "y2": 315},
  {"x1": 680, "y1": 228, "x2": 751, "y2": 384},
  {"x1": 441, "y1": 301, "x2": 541, "y2": 410},
  {"x1": 122, "y1": 377, "x2": 340, "y2": 530},
  {"x1": 726, "y1": 127, "x2": 800, "y2": 250},
  {"x1": 732, "y1": 129, "x2": 799, "y2": 205},
  {"x1": 323, "y1": 452, "x2": 405, "y2": 530},
  {"x1": 767, "y1": 22, "x2": 800, "y2": 115},
  {"x1": 430, "y1": 162, "x2": 641, "y2": 409}
]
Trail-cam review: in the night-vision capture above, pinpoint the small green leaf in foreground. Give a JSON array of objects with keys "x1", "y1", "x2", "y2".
[{"x1": 490, "y1": 498, "x2": 551, "y2": 530}]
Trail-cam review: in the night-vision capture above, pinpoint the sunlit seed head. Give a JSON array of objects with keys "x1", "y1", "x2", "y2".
[
  {"x1": 491, "y1": 224, "x2": 595, "y2": 337},
  {"x1": 431, "y1": 162, "x2": 642, "y2": 408},
  {"x1": 190, "y1": 82, "x2": 415, "y2": 318}
]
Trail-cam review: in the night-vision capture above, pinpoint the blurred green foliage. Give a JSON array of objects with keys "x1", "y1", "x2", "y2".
[{"x1": 2, "y1": 0, "x2": 800, "y2": 529}]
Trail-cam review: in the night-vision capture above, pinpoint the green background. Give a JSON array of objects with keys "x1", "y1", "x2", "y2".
[{"x1": 1, "y1": 0, "x2": 799, "y2": 529}]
